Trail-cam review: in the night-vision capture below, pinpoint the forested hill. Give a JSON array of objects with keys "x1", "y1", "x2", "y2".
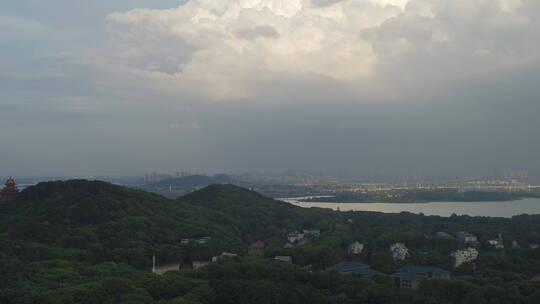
[
  {"x1": 179, "y1": 184, "x2": 338, "y2": 240},
  {"x1": 0, "y1": 180, "x2": 246, "y2": 268},
  {"x1": 3, "y1": 181, "x2": 540, "y2": 303}
]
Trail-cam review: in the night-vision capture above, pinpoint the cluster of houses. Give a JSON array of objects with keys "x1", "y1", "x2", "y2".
[
  {"x1": 436, "y1": 230, "x2": 540, "y2": 266},
  {"x1": 486, "y1": 234, "x2": 538, "y2": 250},
  {"x1": 162, "y1": 228, "x2": 538, "y2": 289},
  {"x1": 438, "y1": 230, "x2": 537, "y2": 249},
  {"x1": 283, "y1": 228, "x2": 320, "y2": 248}
]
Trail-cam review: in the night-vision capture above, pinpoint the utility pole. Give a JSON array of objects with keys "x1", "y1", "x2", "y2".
[{"x1": 152, "y1": 253, "x2": 156, "y2": 273}]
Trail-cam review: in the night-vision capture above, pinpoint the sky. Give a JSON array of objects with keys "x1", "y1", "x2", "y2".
[{"x1": 1, "y1": 0, "x2": 539, "y2": 177}]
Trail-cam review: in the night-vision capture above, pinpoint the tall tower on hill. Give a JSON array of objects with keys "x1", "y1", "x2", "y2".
[{"x1": 0, "y1": 177, "x2": 20, "y2": 201}]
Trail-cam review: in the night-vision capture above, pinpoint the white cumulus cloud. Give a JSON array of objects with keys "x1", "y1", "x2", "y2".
[{"x1": 81, "y1": 0, "x2": 540, "y2": 102}]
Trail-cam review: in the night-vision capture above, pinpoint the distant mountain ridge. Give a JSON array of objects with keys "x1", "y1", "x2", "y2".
[{"x1": 145, "y1": 174, "x2": 237, "y2": 188}]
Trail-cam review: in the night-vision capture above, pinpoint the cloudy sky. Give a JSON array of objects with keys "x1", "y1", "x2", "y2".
[{"x1": 1, "y1": 0, "x2": 539, "y2": 177}]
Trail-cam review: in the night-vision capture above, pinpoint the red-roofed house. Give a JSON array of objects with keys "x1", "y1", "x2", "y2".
[{"x1": 248, "y1": 240, "x2": 265, "y2": 254}]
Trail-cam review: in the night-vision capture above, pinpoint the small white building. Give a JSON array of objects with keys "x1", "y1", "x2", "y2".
[
  {"x1": 274, "y1": 256, "x2": 293, "y2": 263},
  {"x1": 212, "y1": 252, "x2": 238, "y2": 262},
  {"x1": 153, "y1": 263, "x2": 180, "y2": 275},
  {"x1": 488, "y1": 234, "x2": 504, "y2": 249},
  {"x1": 348, "y1": 241, "x2": 364, "y2": 255},
  {"x1": 192, "y1": 261, "x2": 210, "y2": 270},
  {"x1": 287, "y1": 232, "x2": 305, "y2": 243},
  {"x1": 488, "y1": 239, "x2": 505, "y2": 249},
  {"x1": 390, "y1": 243, "x2": 409, "y2": 261},
  {"x1": 451, "y1": 248, "x2": 479, "y2": 267}
]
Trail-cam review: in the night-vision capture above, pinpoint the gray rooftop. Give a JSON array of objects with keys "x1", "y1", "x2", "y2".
[
  {"x1": 398, "y1": 265, "x2": 450, "y2": 276},
  {"x1": 328, "y1": 261, "x2": 370, "y2": 272}
]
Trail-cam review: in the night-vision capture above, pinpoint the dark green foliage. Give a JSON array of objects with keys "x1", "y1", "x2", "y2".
[
  {"x1": 0, "y1": 180, "x2": 245, "y2": 269},
  {"x1": 2, "y1": 180, "x2": 540, "y2": 303},
  {"x1": 179, "y1": 184, "x2": 339, "y2": 241}
]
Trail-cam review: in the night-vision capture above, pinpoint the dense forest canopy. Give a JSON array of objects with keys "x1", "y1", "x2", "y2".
[{"x1": 1, "y1": 180, "x2": 540, "y2": 303}]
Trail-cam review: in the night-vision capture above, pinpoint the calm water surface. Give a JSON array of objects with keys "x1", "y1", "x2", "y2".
[{"x1": 282, "y1": 197, "x2": 540, "y2": 217}]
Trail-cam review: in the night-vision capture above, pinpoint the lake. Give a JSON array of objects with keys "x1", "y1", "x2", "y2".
[{"x1": 281, "y1": 197, "x2": 540, "y2": 217}]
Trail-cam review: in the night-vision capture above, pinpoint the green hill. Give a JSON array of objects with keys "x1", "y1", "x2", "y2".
[
  {"x1": 0, "y1": 180, "x2": 245, "y2": 268},
  {"x1": 2, "y1": 180, "x2": 540, "y2": 304},
  {"x1": 179, "y1": 184, "x2": 338, "y2": 241}
]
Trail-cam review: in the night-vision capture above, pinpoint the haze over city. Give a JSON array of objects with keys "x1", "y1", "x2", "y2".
[{"x1": 1, "y1": 0, "x2": 539, "y2": 177}]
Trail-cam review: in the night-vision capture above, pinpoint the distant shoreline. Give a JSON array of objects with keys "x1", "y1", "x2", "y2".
[
  {"x1": 282, "y1": 189, "x2": 540, "y2": 204},
  {"x1": 282, "y1": 196, "x2": 530, "y2": 204},
  {"x1": 296, "y1": 199, "x2": 523, "y2": 204}
]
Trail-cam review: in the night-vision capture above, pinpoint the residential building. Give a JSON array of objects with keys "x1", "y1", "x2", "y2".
[
  {"x1": 326, "y1": 261, "x2": 384, "y2": 277},
  {"x1": 456, "y1": 231, "x2": 478, "y2": 243},
  {"x1": 212, "y1": 252, "x2": 238, "y2": 262},
  {"x1": 488, "y1": 235, "x2": 504, "y2": 249},
  {"x1": 303, "y1": 228, "x2": 321, "y2": 238},
  {"x1": 352, "y1": 268, "x2": 384, "y2": 277},
  {"x1": 392, "y1": 272, "x2": 424, "y2": 290},
  {"x1": 180, "y1": 236, "x2": 211, "y2": 245},
  {"x1": 287, "y1": 232, "x2": 304, "y2": 243},
  {"x1": 390, "y1": 243, "x2": 409, "y2": 261},
  {"x1": 274, "y1": 256, "x2": 292, "y2": 263},
  {"x1": 451, "y1": 248, "x2": 479, "y2": 267},
  {"x1": 397, "y1": 266, "x2": 450, "y2": 279},
  {"x1": 192, "y1": 261, "x2": 210, "y2": 270},
  {"x1": 153, "y1": 263, "x2": 180, "y2": 275},
  {"x1": 348, "y1": 241, "x2": 364, "y2": 255},
  {"x1": 195, "y1": 236, "x2": 211, "y2": 244},
  {"x1": 327, "y1": 261, "x2": 370, "y2": 273},
  {"x1": 392, "y1": 266, "x2": 450, "y2": 290},
  {"x1": 283, "y1": 242, "x2": 295, "y2": 249},
  {"x1": 248, "y1": 240, "x2": 265, "y2": 253}
]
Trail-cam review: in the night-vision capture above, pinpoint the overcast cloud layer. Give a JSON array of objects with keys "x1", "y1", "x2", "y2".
[
  {"x1": 88, "y1": 0, "x2": 540, "y2": 102},
  {"x1": 0, "y1": 0, "x2": 539, "y2": 176}
]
